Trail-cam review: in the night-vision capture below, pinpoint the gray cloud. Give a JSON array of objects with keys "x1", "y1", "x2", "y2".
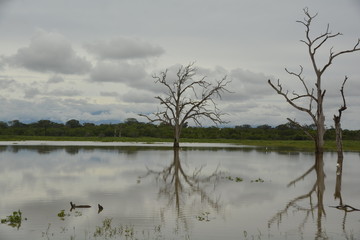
[
  {"x1": 0, "y1": 77, "x2": 16, "y2": 89},
  {"x1": 48, "y1": 89, "x2": 82, "y2": 97},
  {"x1": 84, "y1": 37, "x2": 165, "y2": 60},
  {"x1": 89, "y1": 61, "x2": 146, "y2": 83},
  {"x1": 100, "y1": 91, "x2": 119, "y2": 97},
  {"x1": 5, "y1": 31, "x2": 91, "y2": 74},
  {"x1": 24, "y1": 87, "x2": 41, "y2": 98},
  {"x1": 47, "y1": 75, "x2": 65, "y2": 84},
  {"x1": 0, "y1": 0, "x2": 359, "y2": 129},
  {"x1": 121, "y1": 90, "x2": 156, "y2": 104}
]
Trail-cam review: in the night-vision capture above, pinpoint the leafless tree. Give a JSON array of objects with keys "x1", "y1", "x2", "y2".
[
  {"x1": 333, "y1": 76, "x2": 347, "y2": 160},
  {"x1": 268, "y1": 8, "x2": 360, "y2": 153},
  {"x1": 140, "y1": 62, "x2": 231, "y2": 148}
]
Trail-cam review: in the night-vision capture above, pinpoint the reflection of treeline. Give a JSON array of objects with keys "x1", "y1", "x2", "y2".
[{"x1": 1, "y1": 119, "x2": 360, "y2": 141}]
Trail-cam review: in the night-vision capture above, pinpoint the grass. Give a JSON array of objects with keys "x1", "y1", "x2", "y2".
[{"x1": 0, "y1": 135, "x2": 359, "y2": 151}]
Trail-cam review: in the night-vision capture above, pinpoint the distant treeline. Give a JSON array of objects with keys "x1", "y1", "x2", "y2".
[{"x1": 1, "y1": 118, "x2": 360, "y2": 141}]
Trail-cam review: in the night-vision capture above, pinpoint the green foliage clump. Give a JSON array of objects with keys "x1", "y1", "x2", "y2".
[
  {"x1": 1, "y1": 210, "x2": 24, "y2": 229},
  {"x1": 251, "y1": 178, "x2": 265, "y2": 183},
  {"x1": 57, "y1": 209, "x2": 72, "y2": 220},
  {"x1": 225, "y1": 176, "x2": 243, "y2": 182}
]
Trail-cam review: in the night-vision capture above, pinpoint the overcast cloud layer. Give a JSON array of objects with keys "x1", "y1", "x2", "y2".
[{"x1": 0, "y1": 0, "x2": 360, "y2": 129}]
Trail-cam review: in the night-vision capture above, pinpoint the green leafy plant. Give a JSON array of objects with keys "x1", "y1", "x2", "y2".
[
  {"x1": 251, "y1": 178, "x2": 265, "y2": 183},
  {"x1": 225, "y1": 176, "x2": 243, "y2": 182},
  {"x1": 57, "y1": 209, "x2": 71, "y2": 220},
  {"x1": 235, "y1": 177, "x2": 243, "y2": 182},
  {"x1": 1, "y1": 210, "x2": 24, "y2": 229}
]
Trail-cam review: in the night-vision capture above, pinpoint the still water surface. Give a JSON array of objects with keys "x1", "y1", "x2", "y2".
[{"x1": 0, "y1": 142, "x2": 359, "y2": 239}]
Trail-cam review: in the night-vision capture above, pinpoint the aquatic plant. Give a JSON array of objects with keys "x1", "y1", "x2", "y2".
[
  {"x1": 224, "y1": 176, "x2": 243, "y2": 182},
  {"x1": 1, "y1": 210, "x2": 24, "y2": 229},
  {"x1": 251, "y1": 178, "x2": 264, "y2": 183}
]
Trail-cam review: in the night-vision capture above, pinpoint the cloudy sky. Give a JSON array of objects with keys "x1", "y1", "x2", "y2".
[{"x1": 0, "y1": 0, "x2": 359, "y2": 129}]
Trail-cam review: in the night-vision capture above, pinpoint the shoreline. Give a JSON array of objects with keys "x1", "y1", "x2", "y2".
[{"x1": 0, "y1": 140, "x2": 246, "y2": 148}]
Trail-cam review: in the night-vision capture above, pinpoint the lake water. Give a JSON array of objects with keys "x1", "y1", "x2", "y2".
[{"x1": 0, "y1": 142, "x2": 359, "y2": 240}]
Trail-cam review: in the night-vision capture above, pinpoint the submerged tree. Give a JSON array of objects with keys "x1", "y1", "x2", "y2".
[
  {"x1": 333, "y1": 76, "x2": 347, "y2": 160},
  {"x1": 140, "y1": 62, "x2": 231, "y2": 148},
  {"x1": 268, "y1": 8, "x2": 360, "y2": 153}
]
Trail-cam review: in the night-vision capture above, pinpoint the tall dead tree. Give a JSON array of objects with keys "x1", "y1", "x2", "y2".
[
  {"x1": 140, "y1": 62, "x2": 231, "y2": 148},
  {"x1": 268, "y1": 8, "x2": 360, "y2": 153}
]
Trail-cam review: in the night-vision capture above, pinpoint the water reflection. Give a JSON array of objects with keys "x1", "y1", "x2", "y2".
[
  {"x1": 139, "y1": 149, "x2": 223, "y2": 233},
  {"x1": 332, "y1": 154, "x2": 360, "y2": 239},
  {"x1": 1, "y1": 145, "x2": 360, "y2": 239},
  {"x1": 268, "y1": 153, "x2": 326, "y2": 238}
]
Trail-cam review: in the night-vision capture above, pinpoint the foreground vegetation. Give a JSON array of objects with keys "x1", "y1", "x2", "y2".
[{"x1": 1, "y1": 119, "x2": 359, "y2": 151}]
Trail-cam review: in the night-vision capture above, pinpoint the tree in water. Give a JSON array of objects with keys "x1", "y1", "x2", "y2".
[
  {"x1": 140, "y1": 62, "x2": 231, "y2": 148},
  {"x1": 333, "y1": 77, "x2": 347, "y2": 161},
  {"x1": 268, "y1": 8, "x2": 360, "y2": 153}
]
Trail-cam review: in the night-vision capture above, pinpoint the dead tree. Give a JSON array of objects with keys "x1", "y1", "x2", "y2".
[
  {"x1": 333, "y1": 76, "x2": 348, "y2": 160},
  {"x1": 140, "y1": 62, "x2": 231, "y2": 148},
  {"x1": 268, "y1": 8, "x2": 360, "y2": 153}
]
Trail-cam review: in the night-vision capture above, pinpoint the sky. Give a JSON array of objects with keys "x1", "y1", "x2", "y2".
[{"x1": 0, "y1": 0, "x2": 360, "y2": 129}]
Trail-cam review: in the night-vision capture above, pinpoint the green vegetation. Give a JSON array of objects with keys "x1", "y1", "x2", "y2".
[
  {"x1": 0, "y1": 119, "x2": 359, "y2": 151},
  {"x1": 225, "y1": 176, "x2": 244, "y2": 182},
  {"x1": 1, "y1": 210, "x2": 24, "y2": 229},
  {"x1": 251, "y1": 178, "x2": 265, "y2": 183},
  {"x1": 57, "y1": 209, "x2": 71, "y2": 220},
  {"x1": 57, "y1": 209, "x2": 66, "y2": 219}
]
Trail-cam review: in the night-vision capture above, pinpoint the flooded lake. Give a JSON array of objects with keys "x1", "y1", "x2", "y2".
[{"x1": 0, "y1": 142, "x2": 359, "y2": 239}]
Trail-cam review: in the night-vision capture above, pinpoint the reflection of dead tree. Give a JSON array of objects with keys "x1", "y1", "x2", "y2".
[
  {"x1": 287, "y1": 164, "x2": 315, "y2": 188},
  {"x1": 269, "y1": 154, "x2": 326, "y2": 237},
  {"x1": 330, "y1": 77, "x2": 360, "y2": 237},
  {"x1": 140, "y1": 149, "x2": 223, "y2": 231},
  {"x1": 331, "y1": 153, "x2": 360, "y2": 238}
]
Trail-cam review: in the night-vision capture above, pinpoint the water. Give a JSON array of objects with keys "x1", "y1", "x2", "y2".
[{"x1": 0, "y1": 142, "x2": 359, "y2": 239}]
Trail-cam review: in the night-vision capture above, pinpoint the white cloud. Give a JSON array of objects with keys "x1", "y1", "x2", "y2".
[
  {"x1": 5, "y1": 31, "x2": 91, "y2": 74},
  {"x1": 84, "y1": 37, "x2": 165, "y2": 60}
]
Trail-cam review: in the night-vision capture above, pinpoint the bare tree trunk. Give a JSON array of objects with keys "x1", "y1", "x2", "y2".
[
  {"x1": 316, "y1": 72, "x2": 326, "y2": 152},
  {"x1": 333, "y1": 76, "x2": 347, "y2": 159},
  {"x1": 173, "y1": 125, "x2": 181, "y2": 148},
  {"x1": 316, "y1": 112, "x2": 326, "y2": 154},
  {"x1": 334, "y1": 116, "x2": 344, "y2": 159}
]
